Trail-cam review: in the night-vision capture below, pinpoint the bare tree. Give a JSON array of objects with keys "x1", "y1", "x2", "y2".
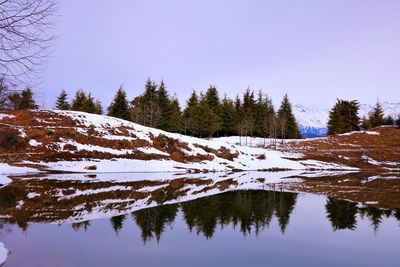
[{"x1": 0, "y1": 0, "x2": 57, "y2": 85}]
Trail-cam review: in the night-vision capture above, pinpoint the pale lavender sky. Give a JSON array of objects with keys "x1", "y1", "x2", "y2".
[{"x1": 38, "y1": 0, "x2": 400, "y2": 109}]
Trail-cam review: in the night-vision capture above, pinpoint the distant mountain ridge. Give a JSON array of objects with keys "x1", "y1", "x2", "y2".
[{"x1": 294, "y1": 102, "x2": 400, "y2": 137}]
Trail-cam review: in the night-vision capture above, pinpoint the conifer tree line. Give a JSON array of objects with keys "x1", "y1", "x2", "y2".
[
  {"x1": 47, "y1": 79, "x2": 400, "y2": 137},
  {"x1": 53, "y1": 79, "x2": 301, "y2": 139},
  {"x1": 2, "y1": 77, "x2": 399, "y2": 137},
  {"x1": 327, "y1": 99, "x2": 398, "y2": 135}
]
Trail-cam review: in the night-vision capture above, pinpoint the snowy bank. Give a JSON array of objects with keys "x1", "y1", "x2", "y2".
[{"x1": 0, "y1": 242, "x2": 8, "y2": 265}]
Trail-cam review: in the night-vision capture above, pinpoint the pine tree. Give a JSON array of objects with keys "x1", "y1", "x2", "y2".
[
  {"x1": 383, "y1": 115, "x2": 394, "y2": 126},
  {"x1": 94, "y1": 100, "x2": 103, "y2": 115},
  {"x1": 205, "y1": 85, "x2": 222, "y2": 135},
  {"x1": 8, "y1": 88, "x2": 40, "y2": 110},
  {"x1": 197, "y1": 94, "x2": 220, "y2": 137},
  {"x1": 220, "y1": 95, "x2": 238, "y2": 136},
  {"x1": 183, "y1": 90, "x2": 200, "y2": 136},
  {"x1": 134, "y1": 78, "x2": 160, "y2": 127},
  {"x1": 262, "y1": 94, "x2": 276, "y2": 140},
  {"x1": 369, "y1": 101, "x2": 384, "y2": 127},
  {"x1": 277, "y1": 94, "x2": 301, "y2": 139},
  {"x1": 254, "y1": 90, "x2": 269, "y2": 137},
  {"x1": 17, "y1": 88, "x2": 39, "y2": 109},
  {"x1": 71, "y1": 89, "x2": 102, "y2": 114},
  {"x1": 71, "y1": 89, "x2": 87, "y2": 112},
  {"x1": 157, "y1": 80, "x2": 172, "y2": 130},
  {"x1": 55, "y1": 89, "x2": 70, "y2": 110},
  {"x1": 241, "y1": 88, "x2": 256, "y2": 138},
  {"x1": 167, "y1": 97, "x2": 182, "y2": 133},
  {"x1": 83, "y1": 93, "x2": 97, "y2": 114},
  {"x1": 108, "y1": 86, "x2": 131, "y2": 120},
  {"x1": 328, "y1": 99, "x2": 360, "y2": 135}
]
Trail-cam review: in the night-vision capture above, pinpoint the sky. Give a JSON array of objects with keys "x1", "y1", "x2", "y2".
[{"x1": 37, "y1": 0, "x2": 400, "y2": 109}]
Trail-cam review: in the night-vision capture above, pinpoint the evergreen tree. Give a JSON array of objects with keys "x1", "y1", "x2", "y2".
[
  {"x1": 277, "y1": 94, "x2": 301, "y2": 139},
  {"x1": 383, "y1": 115, "x2": 394, "y2": 126},
  {"x1": 369, "y1": 101, "x2": 384, "y2": 127},
  {"x1": 131, "y1": 78, "x2": 160, "y2": 127},
  {"x1": 108, "y1": 86, "x2": 131, "y2": 120},
  {"x1": 71, "y1": 89, "x2": 102, "y2": 114},
  {"x1": 157, "y1": 80, "x2": 172, "y2": 130},
  {"x1": 183, "y1": 90, "x2": 200, "y2": 136},
  {"x1": 71, "y1": 89, "x2": 87, "y2": 112},
  {"x1": 240, "y1": 88, "x2": 256, "y2": 138},
  {"x1": 197, "y1": 94, "x2": 220, "y2": 137},
  {"x1": 253, "y1": 90, "x2": 266, "y2": 137},
  {"x1": 18, "y1": 88, "x2": 39, "y2": 109},
  {"x1": 55, "y1": 89, "x2": 70, "y2": 110},
  {"x1": 94, "y1": 100, "x2": 103, "y2": 115},
  {"x1": 167, "y1": 97, "x2": 182, "y2": 133},
  {"x1": 328, "y1": 99, "x2": 360, "y2": 135},
  {"x1": 220, "y1": 95, "x2": 238, "y2": 136},
  {"x1": 8, "y1": 88, "x2": 39, "y2": 110},
  {"x1": 83, "y1": 93, "x2": 97, "y2": 114},
  {"x1": 205, "y1": 85, "x2": 222, "y2": 135}
]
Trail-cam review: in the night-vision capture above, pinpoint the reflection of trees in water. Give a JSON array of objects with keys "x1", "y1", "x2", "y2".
[
  {"x1": 182, "y1": 190, "x2": 297, "y2": 238},
  {"x1": 72, "y1": 221, "x2": 91, "y2": 232},
  {"x1": 132, "y1": 204, "x2": 178, "y2": 244},
  {"x1": 110, "y1": 215, "x2": 126, "y2": 236},
  {"x1": 1, "y1": 189, "x2": 400, "y2": 243},
  {"x1": 326, "y1": 198, "x2": 358, "y2": 230},
  {"x1": 133, "y1": 190, "x2": 298, "y2": 242},
  {"x1": 326, "y1": 198, "x2": 399, "y2": 232}
]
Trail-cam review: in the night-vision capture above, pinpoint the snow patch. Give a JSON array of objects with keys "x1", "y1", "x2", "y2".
[{"x1": 0, "y1": 242, "x2": 8, "y2": 265}]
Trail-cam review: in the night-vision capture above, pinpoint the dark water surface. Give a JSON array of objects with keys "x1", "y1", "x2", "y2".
[{"x1": 1, "y1": 190, "x2": 399, "y2": 267}]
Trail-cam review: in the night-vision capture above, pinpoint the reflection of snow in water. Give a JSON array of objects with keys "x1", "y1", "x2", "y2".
[{"x1": 0, "y1": 242, "x2": 8, "y2": 265}]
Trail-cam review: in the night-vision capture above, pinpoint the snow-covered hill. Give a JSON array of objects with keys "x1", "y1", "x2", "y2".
[
  {"x1": 0, "y1": 110, "x2": 355, "y2": 174},
  {"x1": 294, "y1": 102, "x2": 400, "y2": 137}
]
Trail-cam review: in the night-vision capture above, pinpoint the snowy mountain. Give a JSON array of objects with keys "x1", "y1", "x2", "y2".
[
  {"x1": 294, "y1": 102, "x2": 400, "y2": 138},
  {"x1": 293, "y1": 105, "x2": 329, "y2": 138}
]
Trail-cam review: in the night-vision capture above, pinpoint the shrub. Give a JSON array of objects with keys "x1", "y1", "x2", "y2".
[{"x1": 0, "y1": 127, "x2": 20, "y2": 150}]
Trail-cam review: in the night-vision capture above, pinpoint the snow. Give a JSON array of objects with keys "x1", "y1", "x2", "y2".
[
  {"x1": 0, "y1": 163, "x2": 39, "y2": 175},
  {"x1": 211, "y1": 136, "x2": 311, "y2": 148},
  {"x1": 365, "y1": 131, "x2": 380, "y2": 135},
  {"x1": 293, "y1": 102, "x2": 400, "y2": 137},
  {"x1": 0, "y1": 113, "x2": 15, "y2": 120},
  {"x1": 58, "y1": 138, "x2": 136, "y2": 155},
  {"x1": 26, "y1": 170, "x2": 310, "y2": 223},
  {"x1": 31, "y1": 110, "x2": 354, "y2": 172},
  {"x1": 29, "y1": 139, "x2": 42, "y2": 146},
  {"x1": 137, "y1": 147, "x2": 170, "y2": 156},
  {"x1": 0, "y1": 242, "x2": 7, "y2": 266},
  {"x1": 0, "y1": 175, "x2": 11, "y2": 187},
  {"x1": 361, "y1": 155, "x2": 380, "y2": 165}
]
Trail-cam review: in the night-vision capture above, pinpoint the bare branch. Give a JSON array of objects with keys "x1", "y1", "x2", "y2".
[{"x1": 0, "y1": 0, "x2": 57, "y2": 85}]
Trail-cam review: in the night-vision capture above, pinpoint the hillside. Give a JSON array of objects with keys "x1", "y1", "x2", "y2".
[
  {"x1": 0, "y1": 110, "x2": 354, "y2": 175},
  {"x1": 214, "y1": 127, "x2": 400, "y2": 171}
]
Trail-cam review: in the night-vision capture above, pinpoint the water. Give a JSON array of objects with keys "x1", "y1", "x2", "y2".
[{"x1": 1, "y1": 185, "x2": 399, "y2": 267}]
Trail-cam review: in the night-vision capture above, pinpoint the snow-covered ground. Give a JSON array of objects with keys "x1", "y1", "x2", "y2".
[
  {"x1": 0, "y1": 110, "x2": 357, "y2": 174},
  {"x1": 0, "y1": 242, "x2": 7, "y2": 266},
  {"x1": 211, "y1": 136, "x2": 310, "y2": 148},
  {"x1": 0, "y1": 163, "x2": 39, "y2": 176}
]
